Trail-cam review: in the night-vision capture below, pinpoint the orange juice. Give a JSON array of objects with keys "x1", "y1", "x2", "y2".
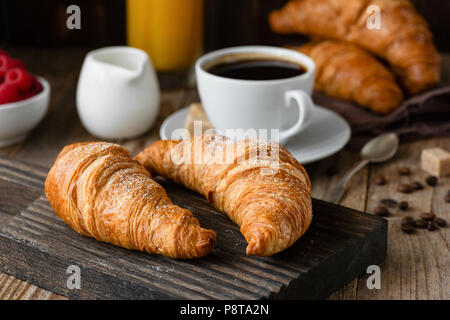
[{"x1": 127, "y1": 0, "x2": 203, "y2": 71}]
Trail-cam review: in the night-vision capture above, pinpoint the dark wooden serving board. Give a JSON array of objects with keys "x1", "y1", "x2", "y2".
[{"x1": 0, "y1": 156, "x2": 387, "y2": 299}]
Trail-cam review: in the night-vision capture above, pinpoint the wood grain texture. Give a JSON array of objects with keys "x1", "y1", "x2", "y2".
[
  {"x1": 0, "y1": 159, "x2": 387, "y2": 299},
  {"x1": 0, "y1": 156, "x2": 65, "y2": 300},
  {"x1": 0, "y1": 48, "x2": 448, "y2": 299},
  {"x1": 0, "y1": 273, "x2": 64, "y2": 300},
  {"x1": 358, "y1": 138, "x2": 449, "y2": 300},
  {"x1": 307, "y1": 150, "x2": 369, "y2": 299},
  {"x1": 309, "y1": 138, "x2": 450, "y2": 300}
]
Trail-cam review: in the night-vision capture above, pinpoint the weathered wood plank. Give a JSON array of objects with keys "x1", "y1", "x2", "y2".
[
  {"x1": 0, "y1": 273, "x2": 65, "y2": 300},
  {"x1": 307, "y1": 149, "x2": 369, "y2": 300},
  {"x1": 319, "y1": 138, "x2": 450, "y2": 300},
  {"x1": 355, "y1": 137, "x2": 450, "y2": 300},
  {"x1": 0, "y1": 158, "x2": 387, "y2": 300}
]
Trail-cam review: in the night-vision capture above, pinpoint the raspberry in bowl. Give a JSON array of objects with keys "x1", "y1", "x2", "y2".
[{"x1": 0, "y1": 50, "x2": 50, "y2": 147}]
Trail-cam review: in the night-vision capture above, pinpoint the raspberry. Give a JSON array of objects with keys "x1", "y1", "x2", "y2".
[
  {"x1": 0, "y1": 55, "x2": 9, "y2": 81},
  {"x1": 0, "y1": 83, "x2": 20, "y2": 104},
  {"x1": 0, "y1": 55, "x2": 25, "y2": 82},
  {"x1": 20, "y1": 77, "x2": 43, "y2": 100},
  {"x1": 31, "y1": 77, "x2": 43, "y2": 93},
  {"x1": 5, "y1": 68, "x2": 32, "y2": 92}
]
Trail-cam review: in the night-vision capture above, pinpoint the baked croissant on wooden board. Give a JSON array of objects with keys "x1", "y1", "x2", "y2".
[
  {"x1": 45, "y1": 142, "x2": 216, "y2": 259},
  {"x1": 293, "y1": 40, "x2": 404, "y2": 114},
  {"x1": 135, "y1": 135, "x2": 313, "y2": 257},
  {"x1": 269, "y1": 0, "x2": 441, "y2": 94}
]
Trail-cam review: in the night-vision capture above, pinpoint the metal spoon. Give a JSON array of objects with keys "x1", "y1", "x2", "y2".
[{"x1": 323, "y1": 133, "x2": 399, "y2": 204}]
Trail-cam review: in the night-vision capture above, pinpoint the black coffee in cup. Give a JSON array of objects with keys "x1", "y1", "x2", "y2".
[
  {"x1": 207, "y1": 58, "x2": 307, "y2": 81},
  {"x1": 196, "y1": 46, "x2": 316, "y2": 144}
]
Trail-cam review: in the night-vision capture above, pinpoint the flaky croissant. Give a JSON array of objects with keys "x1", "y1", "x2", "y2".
[
  {"x1": 45, "y1": 142, "x2": 216, "y2": 259},
  {"x1": 136, "y1": 135, "x2": 313, "y2": 256},
  {"x1": 294, "y1": 40, "x2": 404, "y2": 114},
  {"x1": 269, "y1": 0, "x2": 441, "y2": 94}
]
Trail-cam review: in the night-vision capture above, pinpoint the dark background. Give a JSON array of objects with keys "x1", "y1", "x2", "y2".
[{"x1": 1, "y1": 0, "x2": 450, "y2": 52}]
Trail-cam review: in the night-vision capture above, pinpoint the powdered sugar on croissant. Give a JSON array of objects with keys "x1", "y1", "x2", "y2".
[
  {"x1": 45, "y1": 142, "x2": 216, "y2": 259},
  {"x1": 136, "y1": 135, "x2": 313, "y2": 256}
]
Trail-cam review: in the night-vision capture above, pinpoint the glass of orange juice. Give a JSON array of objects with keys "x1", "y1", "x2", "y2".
[{"x1": 126, "y1": 0, "x2": 204, "y2": 72}]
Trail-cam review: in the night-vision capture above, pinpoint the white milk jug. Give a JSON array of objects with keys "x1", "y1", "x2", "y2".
[{"x1": 77, "y1": 46, "x2": 160, "y2": 139}]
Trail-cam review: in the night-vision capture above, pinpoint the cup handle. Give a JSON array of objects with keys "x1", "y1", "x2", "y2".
[{"x1": 279, "y1": 90, "x2": 314, "y2": 144}]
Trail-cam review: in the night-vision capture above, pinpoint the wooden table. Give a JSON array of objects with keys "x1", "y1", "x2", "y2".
[{"x1": 0, "y1": 48, "x2": 449, "y2": 300}]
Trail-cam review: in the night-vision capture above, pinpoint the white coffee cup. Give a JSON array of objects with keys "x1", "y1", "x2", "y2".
[
  {"x1": 77, "y1": 46, "x2": 160, "y2": 140},
  {"x1": 195, "y1": 46, "x2": 315, "y2": 144}
]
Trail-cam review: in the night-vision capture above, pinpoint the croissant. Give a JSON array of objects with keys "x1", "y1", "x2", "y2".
[
  {"x1": 135, "y1": 135, "x2": 313, "y2": 256},
  {"x1": 45, "y1": 142, "x2": 216, "y2": 259},
  {"x1": 294, "y1": 40, "x2": 404, "y2": 114},
  {"x1": 269, "y1": 0, "x2": 441, "y2": 94}
]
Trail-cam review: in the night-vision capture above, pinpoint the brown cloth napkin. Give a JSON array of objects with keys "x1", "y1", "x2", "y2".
[{"x1": 312, "y1": 86, "x2": 450, "y2": 150}]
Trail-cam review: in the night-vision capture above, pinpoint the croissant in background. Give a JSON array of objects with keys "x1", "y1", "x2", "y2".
[
  {"x1": 294, "y1": 40, "x2": 404, "y2": 114},
  {"x1": 45, "y1": 142, "x2": 216, "y2": 259},
  {"x1": 136, "y1": 135, "x2": 313, "y2": 256},
  {"x1": 269, "y1": 0, "x2": 441, "y2": 94}
]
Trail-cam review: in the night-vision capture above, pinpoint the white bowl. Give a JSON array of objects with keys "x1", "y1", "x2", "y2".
[{"x1": 0, "y1": 77, "x2": 50, "y2": 147}]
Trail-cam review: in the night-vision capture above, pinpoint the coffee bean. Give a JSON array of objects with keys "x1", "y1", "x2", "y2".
[
  {"x1": 326, "y1": 166, "x2": 339, "y2": 176},
  {"x1": 380, "y1": 198, "x2": 398, "y2": 208},
  {"x1": 426, "y1": 176, "x2": 438, "y2": 186},
  {"x1": 445, "y1": 194, "x2": 450, "y2": 203},
  {"x1": 374, "y1": 206, "x2": 390, "y2": 217},
  {"x1": 434, "y1": 217, "x2": 447, "y2": 227},
  {"x1": 401, "y1": 216, "x2": 414, "y2": 226},
  {"x1": 414, "y1": 219, "x2": 428, "y2": 228},
  {"x1": 397, "y1": 184, "x2": 412, "y2": 193},
  {"x1": 398, "y1": 167, "x2": 410, "y2": 175},
  {"x1": 411, "y1": 181, "x2": 424, "y2": 190},
  {"x1": 399, "y1": 201, "x2": 409, "y2": 211},
  {"x1": 427, "y1": 221, "x2": 438, "y2": 231},
  {"x1": 374, "y1": 175, "x2": 387, "y2": 185},
  {"x1": 420, "y1": 212, "x2": 435, "y2": 221},
  {"x1": 401, "y1": 224, "x2": 414, "y2": 234}
]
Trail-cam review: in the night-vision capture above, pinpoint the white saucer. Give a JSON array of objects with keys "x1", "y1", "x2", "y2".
[{"x1": 159, "y1": 105, "x2": 351, "y2": 164}]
